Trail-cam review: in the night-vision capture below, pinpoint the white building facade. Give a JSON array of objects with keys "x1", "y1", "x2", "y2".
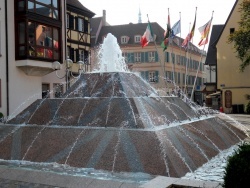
[{"x1": 0, "y1": 0, "x2": 67, "y2": 119}]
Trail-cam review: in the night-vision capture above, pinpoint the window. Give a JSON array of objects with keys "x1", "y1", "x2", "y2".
[
  {"x1": 176, "y1": 55, "x2": 180, "y2": 64},
  {"x1": 122, "y1": 52, "x2": 128, "y2": 63},
  {"x1": 27, "y1": 0, "x2": 59, "y2": 19},
  {"x1": 134, "y1": 52, "x2": 141, "y2": 62},
  {"x1": 178, "y1": 73, "x2": 180, "y2": 84},
  {"x1": 230, "y1": 28, "x2": 235, "y2": 34},
  {"x1": 149, "y1": 71, "x2": 158, "y2": 83},
  {"x1": 67, "y1": 46, "x2": 70, "y2": 59},
  {"x1": 15, "y1": 0, "x2": 61, "y2": 61},
  {"x1": 134, "y1": 35, "x2": 141, "y2": 43},
  {"x1": 42, "y1": 83, "x2": 50, "y2": 98},
  {"x1": 79, "y1": 49, "x2": 84, "y2": 61},
  {"x1": 66, "y1": 14, "x2": 69, "y2": 28},
  {"x1": 165, "y1": 52, "x2": 169, "y2": 62},
  {"x1": 171, "y1": 53, "x2": 175, "y2": 64},
  {"x1": 78, "y1": 17, "x2": 84, "y2": 32},
  {"x1": 148, "y1": 51, "x2": 155, "y2": 62},
  {"x1": 53, "y1": 83, "x2": 63, "y2": 98},
  {"x1": 25, "y1": 22, "x2": 59, "y2": 60},
  {"x1": 68, "y1": 14, "x2": 74, "y2": 29},
  {"x1": 121, "y1": 36, "x2": 129, "y2": 44}
]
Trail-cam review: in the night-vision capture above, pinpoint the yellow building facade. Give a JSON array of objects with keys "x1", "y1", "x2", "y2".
[{"x1": 217, "y1": 0, "x2": 250, "y2": 113}]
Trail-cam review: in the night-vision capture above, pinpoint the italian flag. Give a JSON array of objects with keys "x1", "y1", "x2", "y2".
[{"x1": 141, "y1": 22, "x2": 154, "y2": 47}]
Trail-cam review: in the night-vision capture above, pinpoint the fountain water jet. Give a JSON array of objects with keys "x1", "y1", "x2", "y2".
[{"x1": 0, "y1": 33, "x2": 248, "y2": 181}]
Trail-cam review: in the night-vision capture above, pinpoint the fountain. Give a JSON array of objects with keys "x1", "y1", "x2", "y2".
[{"x1": 0, "y1": 33, "x2": 248, "y2": 182}]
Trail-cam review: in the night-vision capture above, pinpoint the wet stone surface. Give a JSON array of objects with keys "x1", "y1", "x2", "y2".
[{"x1": 0, "y1": 178, "x2": 60, "y2": 188}]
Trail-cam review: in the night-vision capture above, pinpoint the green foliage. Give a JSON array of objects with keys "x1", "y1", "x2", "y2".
[
  {"x1": 246, "y1": 100, "x2": 250, "y2": 114},
  {"x1": 223, "y1": 143, "x2": 250, "y2": 187},
  {"x1": 228, "y1": 0, "x2": 250, "y2": 72}
]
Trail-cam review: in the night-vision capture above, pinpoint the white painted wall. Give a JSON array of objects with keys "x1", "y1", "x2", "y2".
[
  {"x1": 6, "y1": 0, "x2": 40, "y2": 119},
  {"x1": 4, "y1": 0, "x2": 66, "y2": 119}
]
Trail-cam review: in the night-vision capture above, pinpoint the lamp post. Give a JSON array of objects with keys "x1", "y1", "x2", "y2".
[{"x1": 52, "y1": 58, "x2": 85, "y2": 90}]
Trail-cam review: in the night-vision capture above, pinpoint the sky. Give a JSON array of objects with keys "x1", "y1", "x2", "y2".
[{"x1": 80, "y1": 0, "x2": 236, "y2": 49}]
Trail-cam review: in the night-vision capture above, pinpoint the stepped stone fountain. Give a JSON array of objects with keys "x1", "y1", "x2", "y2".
[{"x1": 0, "y1": 33, "x2": 247, "y2": 178}]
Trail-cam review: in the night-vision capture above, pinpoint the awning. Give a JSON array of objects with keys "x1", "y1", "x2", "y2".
[{"x1": 208, "y1": 91, "x2": 221, "y2": 96}]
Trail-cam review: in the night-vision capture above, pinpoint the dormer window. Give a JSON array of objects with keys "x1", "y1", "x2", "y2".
[
  {"x1": 134, "y1": 35, "x2": 141, "y2": 43},
  {"x1": 121, "y1": 36, "x2": 129, "y2": 44}
]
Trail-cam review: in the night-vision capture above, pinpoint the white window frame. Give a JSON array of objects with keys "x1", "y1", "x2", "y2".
[
  {"x1": 134, "y1": 35, "x2": 141, "y2": 43},
  {"x1": 121, "y1": 36, "x2": 128, "y2": 44},
  {"x1": 148, "y1": 51, "x2": 155, "y2": 62},
  {"x1": 53, "y1": 83, "x2": 64, "y2": 98},
  {"x1": 79, "y1": 49, "x2": 84, "y2": 61},
  {"x1": 78, "y1": 17, "x2": 84, "y2": 32},
  {"x1": 122, "y1": 52, "x2": 128, "y2": 63},
  {"x1": 134, "y1": 52, "x2": 141, "y2": 62},
  {"x1": 67, "y1": 46, "x2": 70, "y2": 59},
  {"x1": 149, "y1": 71, "x2": 156, "y2": 82}
]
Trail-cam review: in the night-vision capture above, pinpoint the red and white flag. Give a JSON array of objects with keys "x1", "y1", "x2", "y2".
[
  {"x1": 198, "y1": 18, "x2": 213, "y2": 46},
  {"x1": 141, "y1": 22, "x2": 154, "y2": 47}
]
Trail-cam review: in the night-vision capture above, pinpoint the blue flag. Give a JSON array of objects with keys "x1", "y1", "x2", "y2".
[{"x1": 171, "y1": 20, "x2": 181, "y2": 38}]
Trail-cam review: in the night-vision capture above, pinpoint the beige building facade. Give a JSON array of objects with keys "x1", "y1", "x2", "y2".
[{"x1": 216, "y1": 0, "x2": 250, "y2": 113}]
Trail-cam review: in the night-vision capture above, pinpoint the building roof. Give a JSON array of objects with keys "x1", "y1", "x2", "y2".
[
  {"x1": 91, "y1": 21, "x2": 202, "y2": 56},
  {"x1": 67, "y1": 0, "x2": 95, "y2": 17},
  {"x1": 205, "y1": 25, "x2": 224, "y2": 65},
  {"x1": 94, "y1": 22, "x2": 164, "y2": 46},
  {"x1": 90, "y1": 17, "x2": 103, "y2": 35}
]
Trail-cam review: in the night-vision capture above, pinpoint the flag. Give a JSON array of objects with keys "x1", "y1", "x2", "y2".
[
  {"x1": 198, "y1": 18, "x2": 212, "y2": 46},
  {"x1": 182, "y1": 11, "x2": 197, "y2": 49},
  {"x1": 141, "y1": 22, "x2": 154, "y2": 47},
  {"x1": 171, "y1": 20, "x2": 181, "y2": 38},
  {"x1": 161, "y1": 14, "x2": 171, "y2": 51}
]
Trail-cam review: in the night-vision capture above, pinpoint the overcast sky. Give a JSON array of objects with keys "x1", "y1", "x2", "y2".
[{"x1": 80, "y1": 0, "x2": 236, "y2": 48}]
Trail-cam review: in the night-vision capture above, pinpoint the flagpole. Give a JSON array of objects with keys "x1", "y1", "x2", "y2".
[
  {"x1": 147, "y1": 14, "x2": 169, "y2": 94},
  {"x1": 190, "y1": 45, "x2": 206, "y2": 101},
  {"x1": 168, "y1": 8, "x2": 176, "y2": 93},
  {"x1": 190, "y1": 11, "x2": 214, "y2": 101},
  {"x1": 184, "y1": 7, "x2": 197, "y2": 97},
  {"x1": 184, "y1": 22, "x2": 191, "y2": 95},
  {"x1": 178, "y1": 11, "x2": 182, "y2": 95}
]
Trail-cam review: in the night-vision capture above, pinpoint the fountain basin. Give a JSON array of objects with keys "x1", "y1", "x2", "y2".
[
  {"x1": 1, "y1": 72, "x2": 247, "y2": 178},
  {"x1": 0, "y1": 116, "x2": 246, "y2": 177}
]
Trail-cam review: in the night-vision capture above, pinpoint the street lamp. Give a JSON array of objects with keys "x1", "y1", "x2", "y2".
[{"x1": 52, "y1": 57, "x2": 85, "y2": 89}]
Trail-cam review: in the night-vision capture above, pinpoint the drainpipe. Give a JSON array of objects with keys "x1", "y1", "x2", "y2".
[
  {"x1": 5, "y1": 0, "x2": 9, "y2": 116},
  {"x1": 64, "y1": 0, "x2": 68, "y2": 91}
]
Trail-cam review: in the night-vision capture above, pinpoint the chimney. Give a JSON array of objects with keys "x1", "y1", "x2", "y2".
[{"x1": 103, "y1": 10, "x2": 106, "y2": 26}]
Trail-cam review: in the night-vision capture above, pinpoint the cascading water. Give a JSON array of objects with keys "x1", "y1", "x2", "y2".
[
  {"x1": 94, "y1": 33, "x2": 129, "y2": 73},
  {"x1": 0, "y1": 33, "x2": 248, "y2": 184}
]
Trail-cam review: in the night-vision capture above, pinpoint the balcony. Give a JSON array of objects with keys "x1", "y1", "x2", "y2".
[{"x1": 16, "y1": 60, "x2": 55, "y2": 76}]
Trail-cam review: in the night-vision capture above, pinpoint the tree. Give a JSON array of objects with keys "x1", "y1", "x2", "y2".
[
  {"x1": 223, "y1": 143, "x2": 250, "y2": 187},
  {"x1": 228, "y1": 0, "x2": 250, "y2": 72}
]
